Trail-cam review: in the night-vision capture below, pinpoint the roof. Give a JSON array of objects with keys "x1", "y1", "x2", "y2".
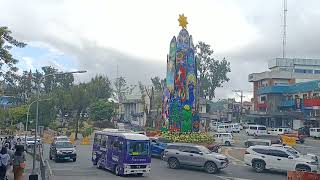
[
  {"x1": 96, "y1": 131, "x2": 149, "y2": 141},
  {"x1": 258, "y1": 80, "x2": 320, "y2": 95}
]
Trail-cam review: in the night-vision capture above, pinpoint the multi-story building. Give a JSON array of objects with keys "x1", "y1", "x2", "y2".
[
  {"x1": 249, "y1": 58, "x2": 320, "y2": 111},
  {"x1": 248, "y1": 58, "x2": 320, "y2": 129}
]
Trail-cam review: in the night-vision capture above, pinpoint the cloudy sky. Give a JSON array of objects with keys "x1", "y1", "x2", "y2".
[{"x1": 1, "y1": 0, "x2": 320, "y2": 101}]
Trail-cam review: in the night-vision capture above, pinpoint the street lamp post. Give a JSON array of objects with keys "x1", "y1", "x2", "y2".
[
  {"x1": 25, "y1": 98, "x2": 51, "y2": 147},
  {"x1": 32, "y1": 70, "x2": 86, "y2": 174}
]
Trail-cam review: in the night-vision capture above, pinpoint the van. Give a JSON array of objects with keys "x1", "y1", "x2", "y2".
[
  {"x1": 217, "y1": 124, "x2": 232, "y2": 133},
  {"x1": 309, "y1": 128, "x2": 320, "y2": 138},
  {"x1": 245, "y1": 125, "x2": 267, "y2": 136},
  {"x1": 230, "y1": 123, "x2": 241, "y2": 133},
  {"x1": 209, "y1": 121, "x2": 220, "y2": 131},
  {"x1": 269, "y1": 128, "x2": 292, "y2": 135},
  {"x1": 214, "y1": 133, "x2": 234, "y2": 146}
]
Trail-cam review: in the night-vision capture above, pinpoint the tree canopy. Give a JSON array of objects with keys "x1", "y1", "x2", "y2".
[{"x1": 196, "y1": 41, "x2": 231, "y2": 100}]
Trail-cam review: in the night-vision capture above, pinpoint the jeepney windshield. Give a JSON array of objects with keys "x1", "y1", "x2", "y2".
[{"x1": 127, "y1": 141, "x2": 149, "y2": 156}]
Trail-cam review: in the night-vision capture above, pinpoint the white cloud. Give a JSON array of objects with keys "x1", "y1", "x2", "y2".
[{"x1": 1, "y1": 0, "x2": 320, "y2": 99}]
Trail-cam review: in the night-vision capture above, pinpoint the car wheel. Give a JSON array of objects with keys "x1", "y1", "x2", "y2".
[
  {"x1": 49, "y1": 154, "x2": 52, "y2": 160},
  {"x1": 204, "y1": 161, "x2": 218, "y2": 174},
  {"x1": 73, "y1": 158, "x2": 76, "y2": 162},
  {"x1": 97, "y1": 158, "x2": 103, "y2": 169},
  {"x1": 160, "y1": 151, "x2": 165, "y2": 160},
  {"x1": 168, "y1": 158, "x2": 180, "y2": 169},
  {"x1": 252, "y1": 160, "x2": 265, "y2": 173},
  {"x1": 54, "y1": 156, "x2": 59, "y2": 163},
  {"x1": 114, "y1": 165, "x2": 121, "y2": 176},
  {"x1": 296, "y1": 165, "x2": 311, "y2": 172},
  {"x1": 225, "y1": 141, "x2": 231, "y2": 146}
]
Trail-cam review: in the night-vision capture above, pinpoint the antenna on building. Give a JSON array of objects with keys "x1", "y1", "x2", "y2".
[{"x1": 282, "y1": 0, "x2": 287, "y2": 59}]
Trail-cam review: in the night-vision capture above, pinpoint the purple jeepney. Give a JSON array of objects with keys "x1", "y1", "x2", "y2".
[{"x1": 92, "y1": 129, "x2": 151, "y2": 176}]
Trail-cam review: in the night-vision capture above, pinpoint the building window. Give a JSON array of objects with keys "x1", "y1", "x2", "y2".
[
  {"x1": 315, "y1": 70, "x2": 320, "y2": 74},
  {"x1": 313, "y1": 93, "x2": 319, "y2": 97},
  {"x1": 260, "y1": 96, "x2": 266, "y2": 102},
  {"x1": 294, "y1": 69, "x2": 313, "y2": 74}
]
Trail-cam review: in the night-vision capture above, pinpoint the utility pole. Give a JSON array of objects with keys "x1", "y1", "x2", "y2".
[
  {"x1": 233, "y1": 90, "x2": 245, "y2": 123},
  {"x1": 282, "y1": 0, "x2": 287, "y2": 59}
]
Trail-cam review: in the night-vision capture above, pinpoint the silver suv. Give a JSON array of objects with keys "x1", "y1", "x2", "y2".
[{"x1": 163, "y1": 143, "x2": 229, "y2": 174}]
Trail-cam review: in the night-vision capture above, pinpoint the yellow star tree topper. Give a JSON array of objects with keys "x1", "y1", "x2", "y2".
[{"x1": 178, "y1": 14, "x2": 188, "y2": 29}]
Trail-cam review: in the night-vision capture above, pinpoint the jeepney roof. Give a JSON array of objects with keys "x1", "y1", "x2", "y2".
[{"x1": 95, "y1": 131, "x2": 149, "y2": 141}]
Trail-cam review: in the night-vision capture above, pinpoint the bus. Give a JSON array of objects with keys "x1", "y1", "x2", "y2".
[{"x1": 92, "y1": 129, "x2": 151, "y2": 176}]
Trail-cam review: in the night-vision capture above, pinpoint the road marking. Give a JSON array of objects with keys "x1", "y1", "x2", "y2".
[{"x1": 215, "y1": 175, "x2": 252, "y2": 180}]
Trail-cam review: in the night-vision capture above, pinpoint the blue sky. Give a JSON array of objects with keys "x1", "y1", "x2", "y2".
[{"x1": 12, "y1": 44, "x2": 78, "y2": 74}]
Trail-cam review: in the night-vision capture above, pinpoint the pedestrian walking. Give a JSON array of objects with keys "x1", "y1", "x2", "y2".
[
  {"x1": 12, "y1": 145, "x2": 25, "y2": 180},
  {"x1": 0, "y1": 147, "x2": 10, "y2": 180}
]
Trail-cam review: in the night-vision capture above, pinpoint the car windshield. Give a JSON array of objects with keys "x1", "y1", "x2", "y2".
[
  {"x1": 55, "y1": 142, "x2": 74, "y2": 148},
  {"x1": 27, "y1": 138, "x2": 34, "y2": 141},
  {"x1": 285, "y1": 147, "x2": 300, "y2": 157},
  {"x1": 127, "y1": 141, "x2": 149, "y2": 156},
  {"x1": 58, "y1": 137, "x2": 69, "y2": 141},
  {"x1": 197, "y1": 145, "x2": 211, "y2": 154},
  {"x1": 258, "y1": 127, "x2": 267, "y2": 130},
  {"x1": 157, "y1": 137, "x2": 172, "y2": 143}
]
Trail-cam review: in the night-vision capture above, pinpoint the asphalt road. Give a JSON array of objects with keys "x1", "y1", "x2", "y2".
[{"x1": 44, "y1": 144, "x2": 287, "y2": 180}]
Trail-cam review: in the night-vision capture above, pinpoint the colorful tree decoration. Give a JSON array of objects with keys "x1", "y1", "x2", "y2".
[{"x1": 161, "y1": 15, "x2": 199, "y2": 133}]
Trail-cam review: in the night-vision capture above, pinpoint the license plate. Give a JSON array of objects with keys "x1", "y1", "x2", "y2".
[{"x1": 64, "y1": 157, "x2": 70, "y2": 160}]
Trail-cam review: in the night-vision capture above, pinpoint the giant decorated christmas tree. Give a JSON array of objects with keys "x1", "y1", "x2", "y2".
[{"x1": 161, "y1": 14, "x2": 200, "y2": 132}]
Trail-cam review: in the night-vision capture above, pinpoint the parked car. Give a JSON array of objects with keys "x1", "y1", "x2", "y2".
[
  {"x1": 25, "y1": 136, "x2": 41, "y2": 148},
  {"x1": 49, "y1": 141, "x2": 77, "y2": 162},
  {"x1": 209, "y1": 121, "x2": 220, "y2": 131},
  {"x1": 268, "y1": 128, "x2": 292, "y2": 135},
  {"x1": 310, "y1": 128, "x2": 320, "y2": 139},
  {"x1": 246, "y1": 125, "x2": 268, "y2": 136},
  {"x1": 214, "y1": 133, "x2": 234, "y2": 146},
  {"x1": 163, "y1": 143, "x2": 229, "y2": 174},
  {"x1": 244, "y1": 139, "x2": 272, "y2": 148},
  {"x1": 217, "y1": 124, "x2": 232, "y2": 133},
  {"x1": 244, "y1": 145, "x2": 319, "y2": 173},
  {"x1": 150, "y1": 137, "x2": 172, "y2": 159},
  {"x1": 230, "y1": 123, "x2": 241, "y2": 133}
]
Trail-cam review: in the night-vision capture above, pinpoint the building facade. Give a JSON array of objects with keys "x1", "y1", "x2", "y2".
[
  {"x1": 248, "y1": 58, "x2": 320, "y2": 129},
  {"x1": 249, "y1": 58, "x2": 320, "y2": 111}
]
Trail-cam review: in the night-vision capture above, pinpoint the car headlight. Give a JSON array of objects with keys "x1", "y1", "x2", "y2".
[
  {"x1": 57, "y1": 151, "x2": 63, "y2": 154},
  {"x1": 307, "y1": 161, "x2": 318, "y2": 165}
]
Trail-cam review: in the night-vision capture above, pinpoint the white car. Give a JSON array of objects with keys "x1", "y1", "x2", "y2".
[
  {"x1": 230, "y1": 123, "x2": 241, "y2": 133},
  {"x1": 217, "y1": 124, "x2": 232, "y2": 133},
  {"x1": 246, "y1": 125, "x2": 268, "y2": 136},
  {"x1": 310, "y1": 128, "x2": 320, "y2": 138},
  {"x1": 53, "y1": 136, "x2": 70, "y2": 143},
  {"x1": 268, "y1": 128, "x2": 292, "y2": 135},
  {"x1": 244, "y1": 145, "x2": 319, "y2": 173},
  {"x1": 214, "y1": 133, "x2": 234, "y2": 146}
]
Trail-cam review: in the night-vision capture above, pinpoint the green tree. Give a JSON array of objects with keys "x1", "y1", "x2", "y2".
[
  {"x1": 87, "y1": 75, "x2": 112, "y2": 101},
  {"x1": 196, "y1": 41, "x2": 231, "y2": 100},
  {"x1": 8, "y1": 105, "x2": 27, "y2": 125},
  {"x1": 89, "y1": 100, "x2": 115, "y2": 121},
  {"x1": 114, "y1": 76, "x2": 135, "y2": 103},
  {"x1": 0, "y1": 26, "x2": 26, "y2": 90}
]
